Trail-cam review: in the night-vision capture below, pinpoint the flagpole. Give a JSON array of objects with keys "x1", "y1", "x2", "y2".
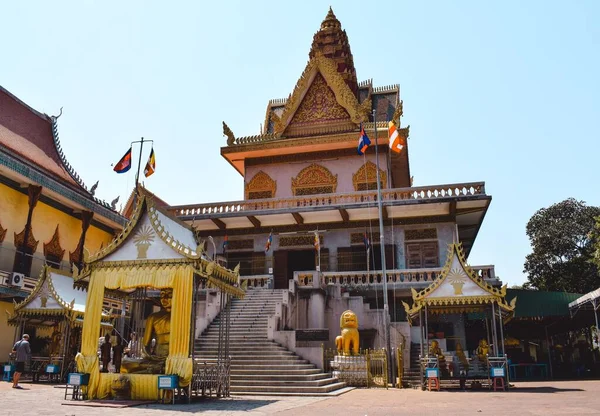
[
  {"x1": 135, "y1": 137, "x2": 145, "y2": 186},
  {"x1": 373, "y1": 109, "x2": 392, "y2": 383}
]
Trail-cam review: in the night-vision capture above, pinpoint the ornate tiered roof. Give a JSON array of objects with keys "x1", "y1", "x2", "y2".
[{"x1": 0, "y1": 85, "x2": 124, "y2": 222}]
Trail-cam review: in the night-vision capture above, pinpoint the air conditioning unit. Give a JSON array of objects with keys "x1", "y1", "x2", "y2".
[{"x1": 9, "y1": 272, "x2": 25, "y2": 288}]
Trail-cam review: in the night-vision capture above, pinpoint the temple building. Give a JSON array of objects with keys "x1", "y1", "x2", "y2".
[
  {"x1": 166, "y1": 8, "x2": 498, "y2": 393},
  {"x1": 0, "y1": 86, "x2": 126, "y2": 359}
]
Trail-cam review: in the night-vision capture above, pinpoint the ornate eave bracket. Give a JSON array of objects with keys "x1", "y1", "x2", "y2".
[
  {"x1": 43, "y1": 225, "x2": 65, "y2": 261},
  {"x1": 0, "y1": 219, "x2": 6, "y2": 243},
  {"x1": 14, "y1": 225, "x2": 39, "y2": 252}
]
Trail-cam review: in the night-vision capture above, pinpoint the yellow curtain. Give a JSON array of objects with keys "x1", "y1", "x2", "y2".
[
  {"x1": 166, "y1": 266, "x2": 193, "y2": 386},
  {"x1": 97, "y1": 373, "x2": 159, "y2": 400},
  {"x1": 76, "y1": 269, "x2": 107, "y2": 399},
  {"x1": 101, "y1": 265, "x2": 178, "y2": 290}
]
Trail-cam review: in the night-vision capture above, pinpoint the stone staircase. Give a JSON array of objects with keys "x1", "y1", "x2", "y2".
[{"x1": 194, "y1": 289, "x2": 348, "y2": 396}]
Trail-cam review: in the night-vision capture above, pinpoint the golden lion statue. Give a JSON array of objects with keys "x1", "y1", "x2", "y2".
[{"x1": 335, "y1": 310, "x2": 359, "y2": 355}]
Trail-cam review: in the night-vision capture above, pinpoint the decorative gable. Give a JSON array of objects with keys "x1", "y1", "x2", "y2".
[
  {"x1": 285, "y1": 72, "x2": 352, "y2": 136},
  {"x1": 352, "y1": 161, "x2": 387, "y2": 191},
  {"x1": 245, "y1": 171, "x2": 277, "y2": 199}
]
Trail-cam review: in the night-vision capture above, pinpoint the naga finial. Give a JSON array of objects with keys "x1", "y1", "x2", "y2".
[
  {"x1": 110, "y1": 195, "x2": 120, "y2": 210},
  {"x1": 223, "y1": 121, "x2": 235, "y2": 146},
  {"x1": 90, "y1": 180, "x2": 99, "y2": 196},
  {"x1": 392, "y1": 100, "x2": 403, "y2": 124}
]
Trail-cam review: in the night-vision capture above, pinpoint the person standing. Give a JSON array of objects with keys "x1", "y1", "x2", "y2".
[
  {"x1": 12, "y1": 334, "x2": 31, "y2": 389},
  {"x1": 112, "y1": 336, "x2": 124, "y2": 373},
  {"x1": 100, "y1": 334, "x2": 112, "y2": 373}
]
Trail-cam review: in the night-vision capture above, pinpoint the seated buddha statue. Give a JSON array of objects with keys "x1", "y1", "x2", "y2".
[
  {"x1": 121, "y1": 288, "x2": 172, "y2": 374},
  {"x1": 455, "y1": 342, "x2": 470, "y2": 371},
  {"x1": 475, "y1": 339, "x2": 490, "y2": 363},
  {"x1": 429, "y1": 340, "x2": 447, "y2": 372}
]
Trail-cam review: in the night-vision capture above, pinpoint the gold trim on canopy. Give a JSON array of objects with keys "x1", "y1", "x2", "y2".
[{"x1": 402, "y1": 243, "x2": 516, "y2": 322}]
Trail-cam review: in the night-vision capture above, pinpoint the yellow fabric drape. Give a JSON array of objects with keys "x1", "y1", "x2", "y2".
[
  {"x1": 166, "y1": 266, "x2": 193, "y2": 386},
  {"x1": 97, "y1": 373, "x2": 160, "y2": 400},
  {"x1": 79, "y1": 265, "x2": 194, "y2": 398},
  {"x1": 100, "y1": 266, "x2": 179, "y2": 290},
  {"x1": 76, "y1": 270, "x2": 107, "y2": 398}
]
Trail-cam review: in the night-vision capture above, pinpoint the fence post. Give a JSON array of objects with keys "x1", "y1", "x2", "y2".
[{"x1": 366, "y1": 349, "x2": 371, "y2": 388}]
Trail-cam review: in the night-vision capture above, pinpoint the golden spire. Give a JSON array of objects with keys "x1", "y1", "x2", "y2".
[{"x1": 310, "y1": 8, "x2": 358, "y2": 97}]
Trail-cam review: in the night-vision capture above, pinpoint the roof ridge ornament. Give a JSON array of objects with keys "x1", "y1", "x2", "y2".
[{"x1": 223, "y1": 121, "x2": 235, "y2": 146}]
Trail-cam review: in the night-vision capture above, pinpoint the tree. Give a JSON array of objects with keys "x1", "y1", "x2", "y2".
[
  {"x1": 523, "y1": 198, "x2": 600, "y2": 294},
  {"x1": 592, "y1": 216, "x2": 600, "y2": 271}
]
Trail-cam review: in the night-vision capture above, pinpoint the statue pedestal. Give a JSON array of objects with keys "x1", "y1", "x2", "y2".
[{"x1": 330, "y1": 355, "x2": 367, "y2": 386}]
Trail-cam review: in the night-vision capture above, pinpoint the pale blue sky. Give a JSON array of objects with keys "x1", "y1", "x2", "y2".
[{"x1": 1, "y1": 1, "x2": 599, "y2": 286}]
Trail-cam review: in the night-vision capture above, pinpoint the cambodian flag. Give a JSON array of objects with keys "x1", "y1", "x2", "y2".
[
  {"x1": 113, "y1": 147, "x2": 132, "y2": 173},
  {"x1": 363, "y1": 232, "x2": 371, "y2": 250},
  {"x1": 265, "y1": 232, "x2": 273, "y2": 252},
  {"x1": 357, "y1": 125, "x2": 371, "y2": 155}
]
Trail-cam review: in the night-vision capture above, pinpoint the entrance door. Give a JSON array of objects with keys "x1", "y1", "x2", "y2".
[
  {"x1": 273, "y1": 251, "x2": 288, "y2": 289},
  {"x1": 287, "y1": 250, "x2": 316, "y2": 276}
]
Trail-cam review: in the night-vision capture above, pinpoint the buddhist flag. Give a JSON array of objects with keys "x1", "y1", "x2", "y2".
[
  {"x1": 265, "y1": 232, "x2": 273, "y2": 252},
  {"x1": 388, "y1": 120, "x2": 404, "y2": 153},
  {"x1": 222, "y1": 235, "x2": 228, "y2": 252},
  {"x1": 357, "y1": 124, "x2": 371, "y2": 155},
  {"x1": 113, "y1": 147, "x2": 132, "y2": 173},
  {"x1": 314, "y1": 232, "x2": 320, "y2": 251},
  {"x1": 144, "y1": 148, "x2": 156, "y2": 177}
]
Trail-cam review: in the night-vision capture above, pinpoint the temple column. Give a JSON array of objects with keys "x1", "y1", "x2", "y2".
[{"x1": 69, "y1": 211, "x2": 94, "y2": 270}]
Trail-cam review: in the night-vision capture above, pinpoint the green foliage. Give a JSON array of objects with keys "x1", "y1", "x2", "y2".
[
  {"x1": 523, "y1": 198, "x2": 600, "y2": 294},
  {"x1": 592, "y1": 216, "x2": 600, "y2": 271}
]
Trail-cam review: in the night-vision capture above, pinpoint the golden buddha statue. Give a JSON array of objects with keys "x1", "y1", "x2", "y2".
[
  {"x1": 475, "y1": 339, "x2": 490, "y2": 362},
  {"x1": 335, "y1": 310, "x2": 359, "y2": 356},
  {"x1": 455, "y1": 342, "x2": 469, "y2": 370},
  {"x1": 121, "y1": 288, "x2": 172, "y2": 374},
  {"x1": 429, "y1": 340, "x2": 447, "y2": 371}
]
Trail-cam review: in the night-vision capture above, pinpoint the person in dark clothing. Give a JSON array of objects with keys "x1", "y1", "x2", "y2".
[
  {"x1": 12, "y1": 334, "x2": 31, "y2": 389},
  {"x1": 100, "y1": 334, "x2": 112, "y2": 373},
  {"x1": 112, "y1": 336, "x2": 124, "y2": 373}
]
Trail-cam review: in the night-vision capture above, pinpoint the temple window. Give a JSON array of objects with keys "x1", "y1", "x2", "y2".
[
  {"x1": 338, "y1": 244, "x2": 395, "y2": 271},
  {"x1": 13, "y1": 247, "x2": 34, "y2": 276},
  {"x1": 352, "y1": 161, "x2": 387, "y2": 192},
  {"x1": 225, "y1": 251, "x2": 266, "y2": 275},
  {"x1": 245, "y1": 171, "x2": 277, "y2": 200},
  {"x1": 405, "y1": 241, "x2": 439, "y2": 268},
  {"x1": 291, "y1": 164, "x2": 338, "y2": 196}
]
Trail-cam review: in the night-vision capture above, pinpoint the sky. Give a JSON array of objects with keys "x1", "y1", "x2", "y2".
[{"x1": 1, "y1": 1, "x2": 599, "y2": 287}]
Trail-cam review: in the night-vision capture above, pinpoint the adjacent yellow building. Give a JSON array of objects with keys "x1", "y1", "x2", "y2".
[{"x1": 0, "y1": 85, "x2": 126, "y2": 358}]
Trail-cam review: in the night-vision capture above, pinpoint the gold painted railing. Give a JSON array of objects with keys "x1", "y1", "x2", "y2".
[
  {"x1": 321, "y1": 265, "x2": 496, "y2": 287},
  {"x1": 240, "y1": 274, "x2": 272, "y2": 289},
  {"x1": 169, "y1": 182, "x2": 486, "y2": 217}
]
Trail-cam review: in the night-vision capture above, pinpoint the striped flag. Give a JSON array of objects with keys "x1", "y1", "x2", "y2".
[
  {"x1": 144, "y1": 148, "x2": 156, "y2": 177},
  {"x1": 222, "y1": 235, "x2": 228, "y2": 252},
  {"x1": 357, "y1": 124, "x2": 371, "y2": 155},
  {"x1": 314, "y1": 232, "x2": 320, "y2": 251},
  {"x1": 388, "y1": 121, "x2": 404, "y2": 153},
  {"x1": 265, "y1": 232, "x2": 273, "y2": 252},
  {"x1": 113, "y1": 147, "x2": 132, "y2": 173}
]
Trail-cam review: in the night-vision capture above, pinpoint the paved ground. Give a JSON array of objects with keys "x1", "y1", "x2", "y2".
[{"x1": 1, "y1": 380, "x2": 600, "y2": 415}]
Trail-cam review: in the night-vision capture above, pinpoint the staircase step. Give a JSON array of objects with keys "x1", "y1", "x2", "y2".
[
  {"x1": 231, "y1": 374, "x2": 330, "y2": 381},
  {"x1": 230, "y1": 382, "x2": 347, "y2": 394},
  {"x1": 229, "y1": 377, "x2": 339, "y2": 387},
  {"x1": 232, "y1": 368, "x2": 322, "y2": 376}
]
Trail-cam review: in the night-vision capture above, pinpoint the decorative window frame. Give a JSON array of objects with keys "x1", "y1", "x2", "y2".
[
  {"x1": 352, "y1": 161, "x2": 387, "y2": 191},
  {"x1": 245, "y1": 171, "x2": 277, "y2": 200},
  {"x1": 291, "y1": 164, "x2": 337, "y2": 196}
]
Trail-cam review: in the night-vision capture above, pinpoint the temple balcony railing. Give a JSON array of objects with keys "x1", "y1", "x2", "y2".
[
  {"x1": 292, "y1": 265, "x2": 497, "y2": 290},
  {"x1": 169, "y1": 182, "x2": 486, "y2": 218},
  {"x1": 239, "y1": 274, "x2": 273, "y2": 290}
]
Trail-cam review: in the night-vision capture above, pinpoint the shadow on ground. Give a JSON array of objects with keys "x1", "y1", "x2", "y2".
[{"x1": 133, "y1": 397, "x2": 279, "y2": 412}]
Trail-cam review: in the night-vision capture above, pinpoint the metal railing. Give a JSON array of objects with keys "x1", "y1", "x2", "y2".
[
  {"x1": 169, "y1": 182, "x2": 486, "y2": 218},
  {"x1": 323, "y1": 347, "x2": 388, "y2": 388}
]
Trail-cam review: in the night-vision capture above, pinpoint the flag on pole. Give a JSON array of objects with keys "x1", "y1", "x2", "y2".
[
  {"x1": 265, "y1": 231, "x2": 273, "y2": 252},
  {"x1": 388, "y1": 120, "x2": 404, "y2": 153},
  {"x1": 144, "y1": 148, "x2": 156, "y2": 177},
  {"x1": 113, "y1": 147, "x2": 132, "y2": 173},
  {"x1": 357, "y1": 124, "x2": 371, "y2": 155},
  {"x1": 314, "y1": 232, "x2": 320, "y2": 251},
  {"x1": 222, "y1": 235, "x2": 228, "y2": 252},
  {"x1": 363, "y1": 232, "x2": 371, "y2": 250}
]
